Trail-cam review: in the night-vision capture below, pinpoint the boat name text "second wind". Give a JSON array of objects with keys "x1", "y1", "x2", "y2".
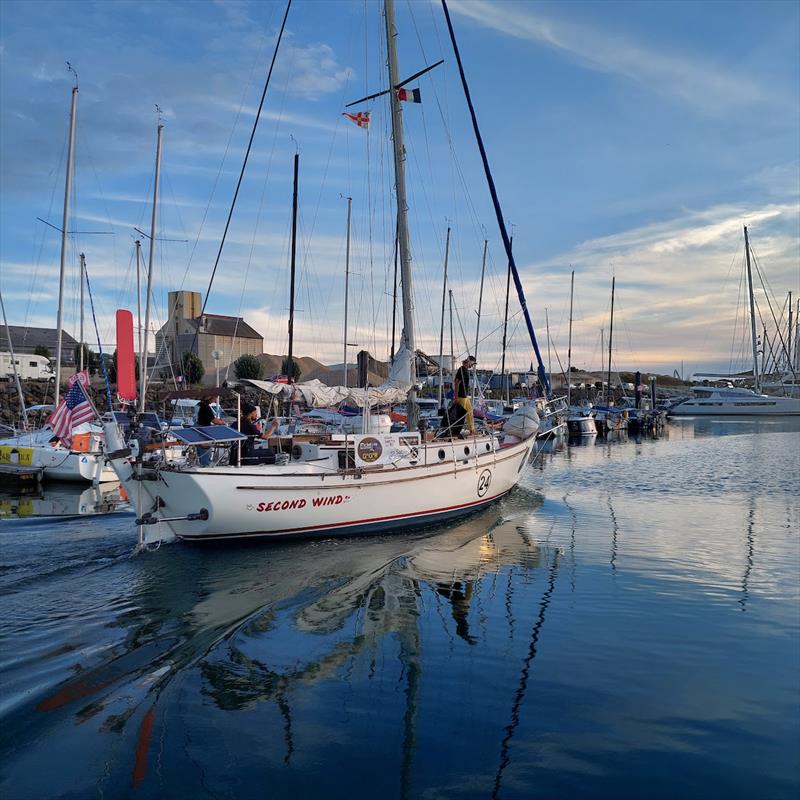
[{"x1": 255, "y1": 495, "x2": 352, "y2": 512}]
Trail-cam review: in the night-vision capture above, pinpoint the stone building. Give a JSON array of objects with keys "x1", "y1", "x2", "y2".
[
  {"x1": 155, "y1": 291, "x2": 263, "y2": 385},
  {"x1": 0, "y1": 325, "x2": 78, "y2": 368}
]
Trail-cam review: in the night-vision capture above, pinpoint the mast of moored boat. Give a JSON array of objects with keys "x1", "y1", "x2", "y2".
[
  {"x1": 140, "y1": 123, "x2": 163, "y2": 412},
  {"x1": 743, "y1": 225, "x2": 760, "y2": 393},
  {"x1": 545, "y1": 306, "x2": 551, "y2": 388},
  {"x1": 500, "y1": 235, "x2": 512, "y2": 407},
  {"x1": 342, "y1": 195, "x2": 352, "y2": 388},
  {"x1": 79, "y1": 253, "x2": 85, "y2": 373},
  {"x1": 449, "y1": 289, "x2": 454, "y2": 376},
  {"x1": 135, "y1": 240, "x2": 143, "y2": 371},
  {"x1": 787, "y1": 291, "x2": 793, "y2": 374},
  {"x1": 566, "y1": 270, "x2": 574, "y2": 409},
  {"x1": 385, "y1": 0, "x2": 418, "y2": 430},
  {"x1": 54, "y1": 73, "x2": 78, "y2": 406},
  {"x1": 0, "y1": 287, "x2": 28, "y2": 430},
  {"x1": 473, "y1": 239, "x2": 488, "y2": 363},
  {"x1": 605, "y1": 276, "x2": 615, "y2": 409},
  {"x1": 287, "y1": 151, "x2": 299, "y2": 402},
  {"x1": 472, "y1": 239, "x2": 488, "y2": 403},
  {"x1": 437, "y1": 226, "x2": 451, "y2": 409}
]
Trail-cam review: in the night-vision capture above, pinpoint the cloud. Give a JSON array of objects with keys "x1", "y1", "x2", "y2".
[
  {"x1": 448, "y1": 0, "x2": 777, "y2": 114},
  {"x1": 279, "y1": 39, "x2": 353, "y2": 100}
]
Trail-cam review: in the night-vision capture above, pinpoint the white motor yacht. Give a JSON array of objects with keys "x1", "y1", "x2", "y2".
[{"x1": 668, "y1": 385, "x2": 800, "y2": 416}]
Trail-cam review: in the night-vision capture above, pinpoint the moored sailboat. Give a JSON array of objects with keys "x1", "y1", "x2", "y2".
[{"x1": 2, "y1": 73, "x2": 115, "y2": 483}]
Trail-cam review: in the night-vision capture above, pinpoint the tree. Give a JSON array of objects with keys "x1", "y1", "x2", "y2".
[
  {"x1": 74, "y1": 343, "x2": 100, "y2": 375},
  {"x1": 34, "y1": 345, "x2": 50, "y2": 359},
  {"x1": 281, "y1": 357, "x2": 301, "y2": 382},
  {"x1": 233, "y1": 354, "x2": 263, "y2": 380},
  {"x1": 182, "y1": 352, "x2": 205, "y2": 385}
]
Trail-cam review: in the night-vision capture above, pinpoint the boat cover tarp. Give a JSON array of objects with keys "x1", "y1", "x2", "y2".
[{"x1": 244, "y1": 344, "x2": 413, "y2": 409}]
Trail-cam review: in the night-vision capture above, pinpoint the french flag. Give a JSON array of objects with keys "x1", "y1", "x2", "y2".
[{"x1": 397, "y1": 87, "x2": 421, "y2": 103}]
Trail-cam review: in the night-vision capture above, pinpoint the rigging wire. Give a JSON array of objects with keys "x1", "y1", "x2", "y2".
[{"x1": 188, "y1": 0, "x2": 292, "y2": 366}]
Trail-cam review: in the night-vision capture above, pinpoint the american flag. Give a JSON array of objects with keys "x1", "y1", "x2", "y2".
[{"x1": 48, "y1": 378, "x2": 95, "y2": 447}]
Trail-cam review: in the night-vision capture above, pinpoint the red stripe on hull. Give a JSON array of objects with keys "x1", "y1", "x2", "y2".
[{"x1": 180, "y1": 487, "x2": 512, "y2": 541}]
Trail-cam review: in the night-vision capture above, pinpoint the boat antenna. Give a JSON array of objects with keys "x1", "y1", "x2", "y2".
[
  {"x1": 440, "y1": 0, "x2": 551, "y2": 396},
  {"x1": 188, "y1": 0, "x2": 292, "y2": 365}
]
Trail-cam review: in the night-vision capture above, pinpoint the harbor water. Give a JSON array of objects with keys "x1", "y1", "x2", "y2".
[{"x1": 1, "y1": 418, "x2": 798, "y2": 799}]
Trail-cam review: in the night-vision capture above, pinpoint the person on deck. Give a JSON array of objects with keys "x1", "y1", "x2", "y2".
[
  {"x1": 196, "y1": 397, "x2": 219, "y2": 426},
  {"x1": 453, "y1": 355, "x2": 476, "y2": 435},
  {"x1": 197, "y1": 397, "x2": 225, "y2": 464},
  {"x1": 232, "y1": 403, "x2": 279, "y2": 465}
]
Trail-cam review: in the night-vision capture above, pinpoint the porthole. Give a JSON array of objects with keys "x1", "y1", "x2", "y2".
[
  {"x1": 438, "y1": 449, "x2": 446, "y2": 460},
  {"x1": 485, "y1": 443, "x2": 491, "y2": 452},
  {"x1": 464, "y1": 446, "x2": 470, "y2": 456}
]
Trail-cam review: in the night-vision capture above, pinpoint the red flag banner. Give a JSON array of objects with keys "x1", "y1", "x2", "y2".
[
  {"x1": 48, "y1": 375, "x2": 95, "y2": 447},
  {"x1": 116, "y1": 309, "x2": 137, "y2": 402},
  {"x1": 342, "y1": 111, "x2": 371, "y2": 129},
  {"x1": 397, "y1": 87, "x2": 422, "y2": 103}
]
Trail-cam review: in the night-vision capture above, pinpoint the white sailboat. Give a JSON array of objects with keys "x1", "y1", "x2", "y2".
[
  {"x1": 102, "y1": 0, "x2": 542, "y2": 545},
  {"x1": 670, "y1": 226, "x2": 800, "y2": 417},
  {"x1": 2, "y1": 75, "x2": 116, "y2": 483},
  {"x1": 564, "y1": 271, "x2": 597, "y2": 436}
]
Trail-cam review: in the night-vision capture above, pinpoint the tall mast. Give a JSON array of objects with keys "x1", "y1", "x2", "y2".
[
  {"x1": 54, "y1": 80, "x2": 78, "y2": 406},
  {"x1": 787, "y1": 291, "x2": 793, "y2": 372},
  {"x1": 500, "y1": 235, "x2": 512, "y2": 404},
  {"x1": 135, "y1": 240, "x2": 143, "y2": 371},
  {"x1": 287, "y1": 151, "x2": 299, "y2": 390},
  {"x1": 385, "y1": 0, "x2": 418, "y2": 429},
  {"x1": 449, "y1": 289, "x2": 454, "y2": 377},
  {"x1": 473, "y1": 238, "x2": 488, "y2": 402},
  {"x1": 567, "y1": 270, "x2": 574, "y2": 408},
  {"x1": 437, "y1": 226, "x2": 451, "y2": 409},
  {"x1": 606, "y1": 276, "x2": 615, "y2": 408},
  {"x1": 473, "y1": 239, "x2": 488, "y2": 362},
  {"x1": 744, "y1": 225, "x2": 760, "y2": 392},
  {"x1": 139, "y1": 123, "x2": 163, "y2": 412},
  {"x1": 79, "y1": 253, "x2": 85, "y2": 373},
  {"x1": 545, "y1": 306, "x2": 551, "y2": 387},
  {"x1": 342, "y1": 196, "x2": 352, "y2": 388},
  {"x1": 1, "y1": 288, "x2": 28, "y2": 430}
]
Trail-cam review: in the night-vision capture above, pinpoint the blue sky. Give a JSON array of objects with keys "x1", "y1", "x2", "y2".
[{"x1": 1, "y1": 0, "x2": 798, "y2": 379}]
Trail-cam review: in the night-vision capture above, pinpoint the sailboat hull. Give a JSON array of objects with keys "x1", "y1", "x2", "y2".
[
  {"x1": 109, "y1": 435, "x2": 535, "y2": 543},
  {"x1": 1, "y1": 433, "x2": 117, "y2": 483}
]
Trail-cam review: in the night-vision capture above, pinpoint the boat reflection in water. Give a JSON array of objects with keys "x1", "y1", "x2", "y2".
[
  {"x1": 10, "y1": 490, "x2": 561, "y2": 797},
  {"x1": 0, "y1": 480, "x2": 129, "y2": 521},
  {"x1": 668, "y1": 414, "x2": 800, "y2": 440}
]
